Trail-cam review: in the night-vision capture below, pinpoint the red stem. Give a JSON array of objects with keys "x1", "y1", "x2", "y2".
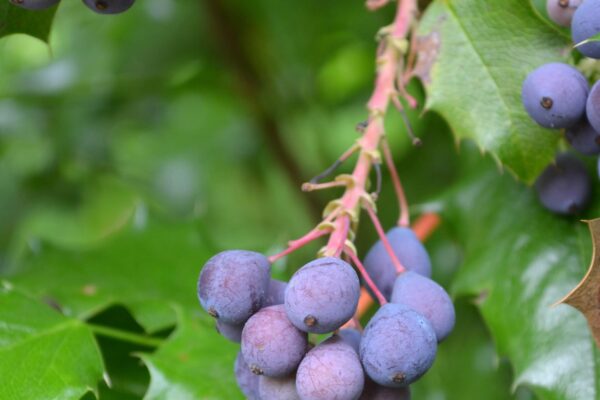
[
  {"x1": 268, "y1": 228, "x2": 329, "y2": 263},
  {"x1": 381, "y1": 137, "x2": 410, "y2": 227},
  {"x1": 345, "y1": 248, "x2": 388, "y2": 306},
  {"x1": 364, "y1": 202, "x2": 406, "y2": 274}
]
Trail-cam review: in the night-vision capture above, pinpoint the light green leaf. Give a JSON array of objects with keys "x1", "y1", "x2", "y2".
[
  {"x1": 415, "y1": 0, "x2": 570, "y2": 183},
  {"x1": 0, "y1": 284, "x2": 104, "y2": 400}
]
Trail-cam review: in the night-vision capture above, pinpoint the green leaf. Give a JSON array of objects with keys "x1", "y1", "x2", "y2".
[
  {"x1": 141, "y1": 309, "x2": 242, "y2": 400},
  {"x1": 0, "y1": 2, "x2": 57, "y2": 42},
  {"x1": 8, "y1": 219, "x2": 212, "y2": 333},
  {"x1": 575, "y1": 32, "x2": 600, "y2": 47},
  {"x1": 0, "y1": 284, "x2": 104, "y2": 400},
  {"x1": 416, "y1": 0, "x2": 570, "y2": 183},
  {"x1": 437, "y1": 149, "x2": 599, "y2": 400}
]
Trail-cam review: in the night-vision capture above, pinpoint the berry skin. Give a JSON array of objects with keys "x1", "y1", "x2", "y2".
[
  {"x1": 572, "y1": 0, "x2": 600, "y2": 59},
  {"x1": 535, "y1": 154, "x2": 591, "y2": 215},
  {"x1": 337, "y1": 328, "x2": 362, "y2": 353},
  {"x1": 9, "y1": 0, "x2": 60, "y2": 10},
  {"x1": 566, "y1": 119, "x2": 600, "y2": 156},
  {"x1": 82, "y1": 0, "x2": 134, "y2": 14},
  {"x1": 359, "y1": 379, "x2": 411, "y2": 400},
  {"x1": 521, "y1": 63, "x2": 589, "y2": 129},
  {"x1": 547, "y1": 0, "x2": 582, "y2": 27},
  {"x1": 234, "y1": 351, "x2": 260, "y2": 400},
  {"x1": 241, "y1": 305, "x2": 308, "y2": 378},
  {"x1": 296, "y1": 336, "x2": 365, "y2": 400},
  {"x1": 360, "y1": 303, "x2": 437, "y2": 388},
  {"x1": 390, "y1": 271, "x2": 456, "y2": 342},
  {"x1": 363, "y1": 227, "x2": 432, "y2": 301},
  {"x1": 586, "y1": 81, "x2": 600, "y2": 133},
  {"x1": 259, "y1": 375, "x2": 300, "y2": 400},
  {"x1": 263, "y1": 278, "x2": 287, "y2": 307},
  {"x1": 284, "y1": 257, "x2": 360, "y2": 334},
  {"x1": 197, "y1": 250, "x2": 270, "y2": 324},
  {"x1": 216, "y1": 320, "x2": 243, "y2": 343}
]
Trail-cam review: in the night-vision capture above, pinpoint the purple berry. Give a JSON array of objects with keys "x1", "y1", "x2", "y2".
[
  {"x1": 296, "y1": 336, "x2": 364, "y2": 400},
  {"x1": 197, "y1": 250, "x2": 270, "y2": 324},
  {"x1": 572, "y1": 0, "x2": 600, "y2": 59},
  {"x1": 241, "y1": 305, "x2": 308, "y2": 377},
  {"x1": 391, "y1": 271, "x2": 456, "y2": 342},
  {"x1": 566, "y1": 119, "x2": 600, "y2": 155},
  {"x1": 337, "y1": 328, "x2": 362, "y2": 353},
  {"x1": 363, "y1": 227, "x2": 432, "y2": 301},
  {"x1": 521, "y1": 63, "x2": 588, "y2": 129},
  {"x1": 9, "y1": 0, "x2": 60, "y2": 9},
  {"x1": 359, "y1": 379, "x2": 411, "y2": 400},
  {"x1": 360, "y1": 303, "x2": 437, "y2": 388},
  {"x1": 586, "y1": 81, "x2": 600, "y2": 133},
  {"x1": 535, "y1": 154, "x2": 591, "y2": 215},
  {"x1": 82, "y1": 0, "x2": 134, "y2": 14},
  {"x1": 235, "y1": 351, "x2": 260, "y2": 400},
  {"x1": 547, "y1": 0, "x2": 582, "y2": 27},
  {"x1": 285, "y1": 257, "x2": 360, "y2": 334},
  {"x1": 259, "y1": 375, "x2": 300, "y2": 400},
  {"x1": 216, "y1": 320, "x2": 243, "y2": 343},
  {"x1": 263, "y1": 278, "x2": 287, "y2": 307}
]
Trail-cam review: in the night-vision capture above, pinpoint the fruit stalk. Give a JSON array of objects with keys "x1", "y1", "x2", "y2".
[{"x1": 324, "y1": 0, "x2": 417, "y2": 255}]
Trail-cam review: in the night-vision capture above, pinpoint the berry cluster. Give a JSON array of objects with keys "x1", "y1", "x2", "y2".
[
  {"x1": 9, "y1": 0, "x2": 135, "y2": 14},
  {"x1": 520, "y1": 0, "x2": 600, "y2": 215},
  {"x1": 197, "y1": 225, "x2": 455, "y2": 399}
]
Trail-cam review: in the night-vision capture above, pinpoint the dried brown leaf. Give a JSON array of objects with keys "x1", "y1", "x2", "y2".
[{"x1": 557, "y1": 218, "x2": 600, "y2": 348}]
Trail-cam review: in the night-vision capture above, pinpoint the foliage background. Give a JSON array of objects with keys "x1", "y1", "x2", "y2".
[{"x1": 0, "y1": 1, "x2": 597, "y2": 399}]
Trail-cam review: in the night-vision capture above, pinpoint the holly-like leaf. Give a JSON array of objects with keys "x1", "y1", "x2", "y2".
[
  {"x1": 0, "y1": 284, "x2": 104, "y2": 400},
  {"x1": 141, "y1": 308, "x2": 242, "y2": 400},
  {"x1": 415, "y1": 0, "x2": 570, "y2": 183},
  {"x1": 0, "y1": 2, "x2": 58, "y2": 42},
  {"x1": 557, "y1": 218, "x2": 600, "y2": 348},
  {"x1": 438, "y1": 148, "x2": 599, "y2": 400}
]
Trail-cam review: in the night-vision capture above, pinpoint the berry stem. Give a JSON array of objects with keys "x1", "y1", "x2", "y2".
[
  {"x1": 324, "y1": 0, "x2": 417, "y2": 255},
  {"x1": 363, "y1": 201, "x2": 406, "y2": 274},
  {"x1": 381, "y1": 136, "x2": 411, "y2": 227},
  {"x1": 268, "y1": 227, "x2": 331, "y2": 264},
  {"x1": 341, "y1": 212, "x2": 441, "y2": 328},
  {"x1": 345, "y1": 247, "x2": 388, "y2": 306}
]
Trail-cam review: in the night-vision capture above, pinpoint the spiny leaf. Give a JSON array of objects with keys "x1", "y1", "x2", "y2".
[
  {"x1": 557, "y1": 218, "x2": 600, "y2": 348},
  {"x1": 414, "y1": 0, "x2": 569, "y2": 183},
  {"x1": 439, "y1": 147, "x2": 600, "y2": 400}
]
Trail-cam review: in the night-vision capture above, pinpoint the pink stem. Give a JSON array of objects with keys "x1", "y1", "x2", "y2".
[
  {"x1": 364, "y1": 202, "x2": 406, "y2": 274},
  {"x1": 268, "y1": 228, "x2": 329, "y2": 263},
  {"x1": 381, "y1": 137, "x2": 410, "y2": 227},
  {"x1": 345, "y1": 248, "x2": 388, "y2": 306},
  {"x1": 324, "y1": 0, "x2": 416, "y2": 256}
]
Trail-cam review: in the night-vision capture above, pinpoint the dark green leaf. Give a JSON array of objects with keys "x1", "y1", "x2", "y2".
[
  {"x1": 9, "y1": 219, "x2": 212, "y2": 332},
  {"x1": 0, "y1": 2, "x2": 57, "y2": 42},
  {"x1": 141, "y1": 309, "x2": 242, "y2": 400},
  {"x1": 415, "y1": 0, "x2": 570, "y2": 183},
  {"x1": 438, "y1": 149, "x2": 599, "y2": 400}
]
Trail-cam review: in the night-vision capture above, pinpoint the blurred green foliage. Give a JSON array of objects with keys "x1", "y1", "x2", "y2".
[{"x1": 0, "y1": 0, "x2": 593, "y2": 399}]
